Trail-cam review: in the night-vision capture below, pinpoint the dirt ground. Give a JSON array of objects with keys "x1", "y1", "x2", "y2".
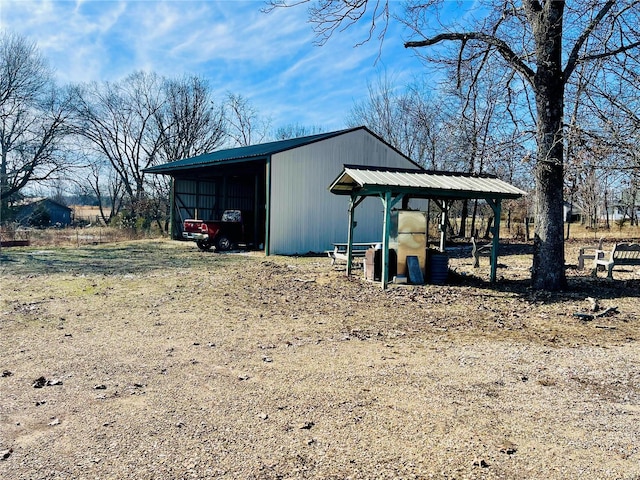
[{"x1": 1, "y1": 238, "x2": 639, "y2": 479}]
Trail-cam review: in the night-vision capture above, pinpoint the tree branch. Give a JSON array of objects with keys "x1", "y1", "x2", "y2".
[
  {"x1": 405, "y1": 32, "x2": 536, "y2": 86},
  {"x1": 564, "y1": 0, "x2": 615, "y2": 83},
  {"x1": 578, "y1": 40, "x2": 640, "y2": 63}
]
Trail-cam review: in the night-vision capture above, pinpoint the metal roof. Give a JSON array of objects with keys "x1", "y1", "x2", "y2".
[
  {"x1": 145, "y1": 127, "x2": 368, "y2": 174},
  {"x1": 329, "y1": 165, "x2": 527, "y2": 200}
]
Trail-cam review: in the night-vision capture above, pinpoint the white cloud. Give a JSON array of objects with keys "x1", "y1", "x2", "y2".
[{"x1": 1, "y1": 0, "x2": 425, "y2": 130}]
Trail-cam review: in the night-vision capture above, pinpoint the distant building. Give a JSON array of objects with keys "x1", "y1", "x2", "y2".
[
  {"x1": 563, "y1": 201, "x2": 583, "y2": 223},
  {"x1": 601, "y1": 203, "x2": 640, "y2": 223},
  {"x1": 14, "y1": 198, "x2": 72, "y2": 227}
]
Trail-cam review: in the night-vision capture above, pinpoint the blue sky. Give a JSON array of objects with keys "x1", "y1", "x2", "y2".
[{"x1": 0, "y1": 0, "x2": 429, "y2": 132}]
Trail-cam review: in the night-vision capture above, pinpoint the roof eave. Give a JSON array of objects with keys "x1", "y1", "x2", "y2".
[
  {"x1": 145, "y1": 155, "x2": 268, "y2": 174},
  {"x1": 330, "y1": 184, "x2": 525, "y2": 200}
]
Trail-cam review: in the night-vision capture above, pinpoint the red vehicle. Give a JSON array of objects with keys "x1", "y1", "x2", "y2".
[{"x1": 182, "y1": 210, "x2": 252, "y2": 252}]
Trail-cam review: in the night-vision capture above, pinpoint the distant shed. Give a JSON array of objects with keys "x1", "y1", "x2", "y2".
[
  {"x1": 14, "y1": 198, "x2": 72, "y2": 227},
  {"x1": 146, "y1": 126, "x2": 422, "y2": 255}
]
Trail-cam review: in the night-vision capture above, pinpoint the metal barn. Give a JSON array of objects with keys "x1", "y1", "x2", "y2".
[{"x1": 146, "y1": 126, "x2": 421, "y2": 254}]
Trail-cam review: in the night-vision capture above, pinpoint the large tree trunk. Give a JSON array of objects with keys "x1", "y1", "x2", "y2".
[{"x1": 530, "y1": 2, "x2": 567, "y2": 291}]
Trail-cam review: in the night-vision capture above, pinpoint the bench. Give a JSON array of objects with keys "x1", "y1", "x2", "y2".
[
  {"x1": 326, "y1": 242, "x2": 380, "y2": 265},
  {"x1": 578, "y1": 238, "x2": 604, "y2": 270},
  {"x1": 471, "y1": 236, "x2": 492, "y2": 268},
  {"x1": 592, "y1": 242, "x2": 640, "y2": 279}
]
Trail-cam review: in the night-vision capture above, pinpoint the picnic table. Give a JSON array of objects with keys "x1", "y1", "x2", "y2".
[{"x1": 326, "y1": 242, "x2": 380, "y2": 265}]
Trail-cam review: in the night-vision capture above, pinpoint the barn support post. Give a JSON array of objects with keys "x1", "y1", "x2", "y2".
[
  {"x1": 169, "y1": 178, "x2": 175, "y2": 239},
  {"x1": 254, "y1": 174, "x2": 261, "y2": 248},
  {"x1": 264, "y1": 157, "x2": 272, "y2": 255},
  {"x1": 487, "y1": 198, "x2": 502, "y2": 283}
]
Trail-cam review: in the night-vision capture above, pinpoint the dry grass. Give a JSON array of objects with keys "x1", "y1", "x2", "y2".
[
  {"x1": 1, "y1": 238, "x2": 639, "y2": 479},
  {"x1": 1, "y1": 226, "x2": 164, "y2": 248}
]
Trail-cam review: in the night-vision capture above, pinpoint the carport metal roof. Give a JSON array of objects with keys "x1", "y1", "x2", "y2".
[
  {"x1": 329, "y1": 165, "x2": 526, "y2": 200},
  {"x1": 328, "y1": 165, "x2": 527, "y2": 288}
]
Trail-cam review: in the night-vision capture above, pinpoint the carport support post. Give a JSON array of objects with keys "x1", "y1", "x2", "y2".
[
  {"x1": 380, "y1": 191, "x2": 404, "y2": 289},
  {"x1": 346, "y1": 194, "x2": 366, "y2": 277},
  {"x1": 346, "y1": 195, "x2": 356, "y2": 276},
  {"x1": 487, "y1": 198, "x2": 502, "y2": 283}
]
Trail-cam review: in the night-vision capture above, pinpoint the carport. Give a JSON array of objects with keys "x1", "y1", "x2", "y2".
[{"x1": 329, "y1": 165, "x2": 527, "y2": 288}]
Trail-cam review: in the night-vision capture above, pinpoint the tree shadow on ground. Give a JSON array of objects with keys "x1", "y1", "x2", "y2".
[
  {"x1": 0, "y1": 241, "x2": 248, "y2": 276},
  {"x1": 450, "y1": 268, "x2": 640, "y2": 304}
]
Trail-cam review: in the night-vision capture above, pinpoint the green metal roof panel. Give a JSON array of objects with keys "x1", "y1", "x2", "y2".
[
  {"x1": 145, "y1": 127, "x2": 363, "y2": 174},
  {"x1": 329, "y1": 165, "x2": 527, "y2": 200}
]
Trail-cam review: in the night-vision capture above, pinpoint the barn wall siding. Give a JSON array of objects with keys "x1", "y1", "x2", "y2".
[
  {"x1": 173, "y1": 179, "x2": 218, "y2": 226},
  {"x1": 269, "y1": 129, "x2": 418, "y2": 254}
]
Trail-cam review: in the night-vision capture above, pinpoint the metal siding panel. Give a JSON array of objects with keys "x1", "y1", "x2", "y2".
[
  {"x1": 174, "y1": 178, "x2": 218, "y2": 221},
  {"x1": 174, "y1": 179, "x2": 197, "y2": 195},
  {"x1": 269, "y1": 129, "x2": 419, "y2": 254}
]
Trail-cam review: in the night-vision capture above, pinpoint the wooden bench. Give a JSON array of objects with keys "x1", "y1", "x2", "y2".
[
  {"x1": 578, "y1": 238, "x2": 604, "y2": 270},
  {"x1": 326, "y1": 242, "x2": 380, "y2": 265},
  {"x1": 471, "y1": 236, "x2": 492, "y2": 268},
  {"x1": 592, "y1": 242, "x2": 640, "y2": 279}
]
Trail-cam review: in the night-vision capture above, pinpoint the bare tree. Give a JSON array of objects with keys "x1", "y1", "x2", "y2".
[
  {"x1": 88, "y1": 158, "x2": 126, "y2": 225},
  {"x1": 225, "y1": 93, "x2": 270, "y2": 147},
  {"x1": 271, "y1": 0, "x2": 640, "y2": 290},
  {"x1": 70, "y1": 71, "x2": 166, "y2": 223},
  {"x1": 156, "y1": 75, "x2": 227, "y2": 163},
  {"x1": 0, "y1": 32, "x2": 71, "y2": 220},
  {"x1": 71, "y1": 72, "x2": 230, "y2": 229},
  {"x1": 273, "y1": 123, "x2": 325, "y2": 140},
  {"x1": 347, "y1": 75, "x2": 446, "y2": 168},
  {"x1": 588, "y1": 54, "x2": 640, "y2": 227},
  {"x1": 562, "y1": 47, "x2": 640, "y2": 232},
  {"x1": 444, "y1": 64, "x2": 507, "y2": 238},
  {"x1": 152, "y1": 75, "x2": 227, "y2": 231}
]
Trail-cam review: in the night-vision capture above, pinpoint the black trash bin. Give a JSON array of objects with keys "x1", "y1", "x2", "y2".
[{"x1": 428, "y1": 250, "x2": 449, "y2": 285}]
